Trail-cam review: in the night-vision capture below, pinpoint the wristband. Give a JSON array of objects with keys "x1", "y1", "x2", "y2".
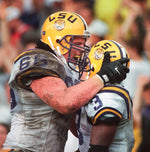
[
  {"x1": 96, "y1": 74, "x2": 104, "y2": 84},
  {"x1": 96, "y1": 74, "x2": 109, "y2": 84}
]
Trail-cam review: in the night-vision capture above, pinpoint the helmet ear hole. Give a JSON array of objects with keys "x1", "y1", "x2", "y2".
[
  {"x1": 92, "y1": 67, "x2": 95, "y2": 72},
  {"x1": 56, "y1": 39, "x2": 60, "y2": 43}
]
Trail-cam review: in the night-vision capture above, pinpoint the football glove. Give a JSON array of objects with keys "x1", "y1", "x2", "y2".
[{"x1": 97, "y1": 52, "x2": 129, "y2": 84}]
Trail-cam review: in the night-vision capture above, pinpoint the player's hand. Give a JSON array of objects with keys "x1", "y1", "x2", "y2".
[{"x1": 97, "y1": 52, "x2": 130, "y2": 84}]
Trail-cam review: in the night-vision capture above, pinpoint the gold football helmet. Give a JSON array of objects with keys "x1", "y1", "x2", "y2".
[
  {"x1": 41, "y1": 11, "x2": 90, "y2": 73},
  {"x1": 87, "y1": 40, "x2": 130, "y2": 78}
]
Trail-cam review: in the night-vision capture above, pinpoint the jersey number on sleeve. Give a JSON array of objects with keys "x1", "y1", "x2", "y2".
[
  {"x1": 20, "y1": 55, "x2": 48, "y2": 71},
  {"x1": 90, "y1": 95, "x2": 103, "y2": 111}
]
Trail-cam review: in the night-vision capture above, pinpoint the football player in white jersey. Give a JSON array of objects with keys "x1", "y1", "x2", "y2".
[
  {"x1": 75, "y1": 40, "x2": 134, "y2": 152},
  {"x1": 2, "y1": 11, "x2": 130, "y2": 152}
]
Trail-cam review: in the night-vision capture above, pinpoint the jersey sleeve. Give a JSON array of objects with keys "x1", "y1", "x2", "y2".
[
  {"x1": 85, "y1": 85, "x2": 132, "y2": 125},
  {"x1": 9, "y1": 48, "x2": 66, "y2": 90}
]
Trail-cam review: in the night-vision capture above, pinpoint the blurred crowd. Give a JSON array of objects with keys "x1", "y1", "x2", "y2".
[{"x1": 0, "y1": 0, "x2": 150, "y2": 151}]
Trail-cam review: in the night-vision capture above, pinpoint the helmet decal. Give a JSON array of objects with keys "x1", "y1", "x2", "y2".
[
  {"x1": 54, "y1": 20, "x2": 65, "y2": 31},
  {"x1": 67, "y1": 15, "x2": 78, "y2": 23},
  {"x1": 94, "y1": 48, "x2": 104, "y2": 60}
]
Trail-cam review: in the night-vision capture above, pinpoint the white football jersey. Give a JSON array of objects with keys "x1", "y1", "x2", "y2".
[
  {"x1": 76, "y1": 84, "x2": 134, "y2": 152},
  {"x1": 3, "y1": 48, "x2": 79, "y2": 152}
]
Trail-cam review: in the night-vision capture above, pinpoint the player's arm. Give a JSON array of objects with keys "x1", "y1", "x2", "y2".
[
  {"x1": 11, "y1": 49, "x2": 103, "y2": 114},
  {"x1": 88, "y1": 123, "x2": 118, "y2": 152},
  {"x1": 30, "y1": 53, "x2": 129, "y2": 114},
  {"x1": 13, "y1": 49, "x2": 129, "y2": 114},
  {"x1": 31, "y1": 75, "x2": 103, "y2": 114}
]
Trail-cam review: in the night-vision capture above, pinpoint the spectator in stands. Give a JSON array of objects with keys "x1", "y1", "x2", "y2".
[
  {"x1": 0, "y1": 1, "x2": 33, "y2": 73},
  {"x1": 122, "y1": 38, "x2": 150, "y2": 99}
]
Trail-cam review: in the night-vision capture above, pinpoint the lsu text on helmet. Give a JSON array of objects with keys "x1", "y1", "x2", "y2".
[
  {"x1": 41, "y1": 11, "x2": 90, "y2": 73},
  {"x1": 87, "y1": 40, "x2": 130, "y2": 78}
]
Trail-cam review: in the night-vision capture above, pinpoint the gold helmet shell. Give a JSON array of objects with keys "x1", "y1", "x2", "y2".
[
  {"x1": 88, "y1": 40, "x2": 130, "y2": 78},
  {"x1": 41, "y1": 11, "x2": 90, "y2": 55}
]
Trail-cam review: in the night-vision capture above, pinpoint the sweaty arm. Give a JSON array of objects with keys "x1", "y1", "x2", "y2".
[
  {"x1": 30, "y1": 52, "x2": 129, "y2": 114},
  {"x1": 10, "y1": 48, "x2": 103, "y2": 114},
  {"x1": 12, "y1": 48, "x2": 129, "y2": 115},
  {"x1": 30, "y1": 75, "x2": 103, "y2": 114}
]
